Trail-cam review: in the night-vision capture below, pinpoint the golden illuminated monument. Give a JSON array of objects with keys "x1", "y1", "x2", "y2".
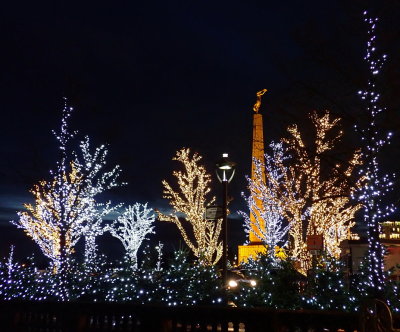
[{"x1": 238, "y1": 89, "x2": 268, "y2": 263}]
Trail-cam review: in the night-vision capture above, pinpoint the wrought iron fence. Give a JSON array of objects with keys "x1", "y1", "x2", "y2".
[{"x1": 0, "y1": 300, "x2": 398, "y2": 332}]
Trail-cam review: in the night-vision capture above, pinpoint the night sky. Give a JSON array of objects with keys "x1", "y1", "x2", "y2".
[{"x1": 1, "y1": 1, "x2": 400, "y2": 261}]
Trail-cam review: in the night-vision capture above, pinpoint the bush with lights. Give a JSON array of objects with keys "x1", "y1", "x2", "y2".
[
  {"x1": 231, "y1": 252, "x2": 396, "y2": 312},
  {"x1": 0, "y1": 249, "x2": 42, "y2": 301},
  {"x1": 93, "y1": 247, "x2": 223, "y2": 305},
  {"x1": 2, "y1": 244, "x2": 400, "y2": 313},
  {"x1": 302, "y1": 254, "x2": 352, "y2": 311},
  {"x1": 2, "y1": 244, "x2": 224, "y2": 305},
  {"x1": 349, "y1": 255, "x2": 400, "y2": 313},
  {"x1": 104, "y1": 247, "x2": 165, "y2": 304},
  {"x1": 384, "y1": 266, "x2": 400, "y2": 313},
  {"x1": 159, "y1": 249, "x2": 223, "y2": 306},
  {"x1": 232, "y1": 255, "x2": 302, "y2": 309}
]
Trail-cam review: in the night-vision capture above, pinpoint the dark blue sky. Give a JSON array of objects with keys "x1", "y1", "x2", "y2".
[{"x1": 1, "y1": 1, "x2": 399, "y2": 260}]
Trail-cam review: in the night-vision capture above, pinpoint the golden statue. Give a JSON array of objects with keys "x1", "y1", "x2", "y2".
[{"x1": 253, "y1": 89, "x2": 268, "y2": 113}]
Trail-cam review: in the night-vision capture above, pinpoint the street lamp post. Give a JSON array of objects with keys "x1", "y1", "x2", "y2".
[{"x1": 216, "y1": 153, "x2": 236, "y2": 288}]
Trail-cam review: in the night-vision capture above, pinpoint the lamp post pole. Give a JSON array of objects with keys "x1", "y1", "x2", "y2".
[
  {"x1": 221, "y1": 178, "x2": 228, "y2": 287},
  {"x1": 216, "y1": 153, "x2": 236, "y2": 289}
]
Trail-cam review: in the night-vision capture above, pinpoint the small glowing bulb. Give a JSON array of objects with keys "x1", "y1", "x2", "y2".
[{"x1": 228, "y1": 280, "x2": 238, "y2": 288}]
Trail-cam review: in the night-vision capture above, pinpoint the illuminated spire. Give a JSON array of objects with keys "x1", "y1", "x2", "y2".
[
  {"x1": 238, "y1": 89, "x2": 269, "y2": 263},
  {"x1": 250, "y1": 89, "x2": 267, "y2": 242}
]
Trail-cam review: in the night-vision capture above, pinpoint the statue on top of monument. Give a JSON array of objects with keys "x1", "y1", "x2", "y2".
[{"x1": 253, "y1": 88, "x2": 268, "y2": 113}]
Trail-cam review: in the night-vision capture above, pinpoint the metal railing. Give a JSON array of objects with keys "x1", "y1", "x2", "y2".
[{"x1": 0, "y1": 300, "x2": 398, "y2": 332}]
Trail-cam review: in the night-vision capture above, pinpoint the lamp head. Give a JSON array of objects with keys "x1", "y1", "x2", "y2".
[{"x1": 216, "y1": 153, "x2": 236, "y2": 183}]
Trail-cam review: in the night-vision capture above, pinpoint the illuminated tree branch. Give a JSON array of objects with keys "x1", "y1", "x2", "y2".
[{"x1": 158, "y1": 148, "x2": 222, "y2": 265}]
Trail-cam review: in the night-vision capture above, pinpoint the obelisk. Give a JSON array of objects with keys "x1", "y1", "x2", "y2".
[{"x1": 238, "y1": 89, "x2": 267, "y2": 263}]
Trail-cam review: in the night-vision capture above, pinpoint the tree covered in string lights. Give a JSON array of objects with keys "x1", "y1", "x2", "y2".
[
  {"x1": 80, "y1": 202, "x2": 113, "y2": 270},
  {"x1": 240, "y1": 142, "x2": 289, "y2": 261},
  {"x1": 73, "y1": 136, "x2": 124, "y2": 268},
  {"x1": 157, "y1": 148, "x2": 222, "y2": 265},
  {"x1": 74, "y1": 199, "x2": 121, "y2": 272},
  {"x1": 355, "y1": 11, "x2": 395, "y2": 297},
  {"x1": 11, "y1": 101, "x2": 123, "y2": 272},
  {"x1": 12, "y1": 143, "x2": 86, "y2": 271},
  {"x1": 286, "y1": 111, "x2": 362, "y2": 266},
  {"x1": 255, "y1": 111, "x2": 361, "y2": 273},
  {"x1": 109, "y1": 203, "x2": 155, "y2": 269}
]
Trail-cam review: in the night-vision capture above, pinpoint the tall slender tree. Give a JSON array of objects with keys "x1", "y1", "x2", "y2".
[
  {"x1": 73, "y1": 136, "x2": 123, "y2": 266},
  {"x1": 356, "y1": 11, "x2": 394, "y2": 296},
  {"x1": 78, "y1": 200, "x2": 116, "y2": 269}
]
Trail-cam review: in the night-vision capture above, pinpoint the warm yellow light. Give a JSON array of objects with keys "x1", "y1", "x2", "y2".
[
  {"x1": 258, "y1": 111, "x2": 362, "y2": 274},
  {"x1": 228, "y1": 280, "x2": 238, "y2": 288},
  {"x1": 158, "y1": 148, "x2": 222, "y2": 265},
  {"x1": 15, "y1": 163, "x2": 86, "y2": 272}
]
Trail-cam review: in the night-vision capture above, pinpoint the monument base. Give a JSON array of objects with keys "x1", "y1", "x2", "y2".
[{"x1": 238, "y1": 243, "x2": 266, "y2": 264}]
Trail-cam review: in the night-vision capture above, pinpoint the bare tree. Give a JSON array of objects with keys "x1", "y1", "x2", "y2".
[
  {"x1": 158, "y1": 148, "x2": 222, "y2": 265},
  {"x1": 109, "y1": 203, "x2": 155, "y2": 269},
  {"x1": 255, "y1": 111, "x2": 362, "y2": 273},
  {"x1": 12, "y1": 102, "x2": 123, "y2": 272}
]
